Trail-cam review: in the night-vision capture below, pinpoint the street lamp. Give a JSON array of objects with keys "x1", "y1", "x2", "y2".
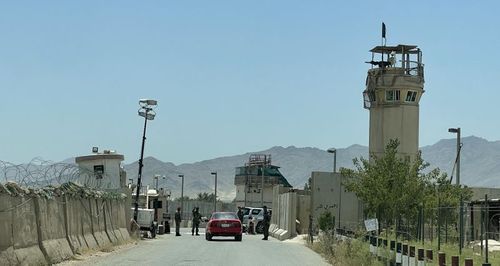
[
  {"x1": 133, "y1": 99, "x2": 157, "y2": 223},
  {"x1": 327, "y1": 148, "x2": 337, "y2": 173},
  {"x1": 178, "y1": 174, "x2": 184, "y2": 214},
  {"x1": 153, "y1": 174, "x2": 166, "y2": 191},
  {"x1": 211, "y1": 172, "x2": 217, "y2": 213},
  {"x1": 448, "y1": 127, "x2": 463, "y2": 254},
  {"x1": 448, "y1": 128, "x2": 461, "y2": 185},
  {"x1": 327, "y1": 147, "x2": 340, "y2": 229}
]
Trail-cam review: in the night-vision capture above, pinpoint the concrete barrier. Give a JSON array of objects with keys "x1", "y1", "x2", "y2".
[
  {"x1": 66, "y1": 197, "x2": 88, "y2": 253},
  {"x1": 79, "y1": 198, "x2": 99, "y2": 250},
  {"x1": 0, "y1": 194, "x2": 18, "y2": 265},
  {"x1": 270, "y1": 189, "x2": 297, "y2": 240},
  {"x1": 116, "y1": 200, "x2": 131, "y2": 241},
  {"x1": 12, "y1": 195, "x2": 46, "y2": 266},
  {"x1": 36, "y1": 197, "x2": 73, "y2": 264},
  {"x1": 103, "y1": 200, "x2": 120, "y2": 244},
  {"x1": 108, "y1": 200, "x2": 130, "y2": 242},
  {"x1": 0, "y1": 182, "x2": 131, "y2": 265},
  {"x1": 92, "y1": 199, "x2": 112, "y2": 248}
]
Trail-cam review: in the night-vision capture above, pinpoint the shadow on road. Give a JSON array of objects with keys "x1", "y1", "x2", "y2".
[{"x1": 208, "y1": 238, "x2": 241, "y2": 242}]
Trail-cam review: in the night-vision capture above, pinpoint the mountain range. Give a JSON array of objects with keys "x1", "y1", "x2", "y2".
[{"x1": 123, "y1": 136, "x2": 500, "y2": 201}]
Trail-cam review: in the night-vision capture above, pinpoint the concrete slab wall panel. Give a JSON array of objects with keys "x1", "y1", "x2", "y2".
[
  {"x1": 91, "y1": 199, "x2": 112, "y2": 248},
  {"x1": 79, "y1": 199, "x2": 99, "y2": 250},
  {"x1": 12, "y1": 196, "x2": 46, "y2": 266},
  {"x1": 103, "y1": 200, "x2": 120, "y2": 244},
  {"x1": 37, "y1": 197, "x2": 74, "y2": 264},
  {"x1": 0, "y1": 194, "x2": 18, "y2": 265},
  {"x1": 66, "y1": 198, "x2": 88, "y2": 253},
  {"x1": 116, "y1": 200, "x2": 130, "y2": 241}
]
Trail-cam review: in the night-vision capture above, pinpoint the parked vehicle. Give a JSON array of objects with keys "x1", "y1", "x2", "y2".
[
  {"x1": 131, "y1": 208, "x2": 158, "y2": 238},
  {"x1": 242, "y1": 207, "x2": 271, "y2": 234},
  {"x1": 205, "y1": 212, "x2": 242, "y2": 241}
]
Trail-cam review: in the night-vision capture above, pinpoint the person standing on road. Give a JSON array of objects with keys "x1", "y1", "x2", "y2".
[
  {"x1": 175, "y1": 207, "x2": 182, "y2": 236},
  {"x1": 237, "y1": 206, "x2": 244, "y2": 224},
  {"x1": 192, "y1": 207, "x2": 201, "y2": 236},
  {"x1": 262, "y1": 205, "x2": 270, "y2": 240}
]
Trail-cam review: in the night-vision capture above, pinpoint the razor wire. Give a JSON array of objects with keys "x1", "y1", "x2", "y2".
[{"x1": 0, "y1": 158, "x2": 115, "y2": 190}]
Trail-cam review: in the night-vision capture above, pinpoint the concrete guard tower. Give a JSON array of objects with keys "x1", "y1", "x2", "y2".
[
  {"x1": 75, "y1": 148, "x2": 127, "y2": 191},
  {"x1": 363, "y1": 44, "x2": 425, "y2": 160}
]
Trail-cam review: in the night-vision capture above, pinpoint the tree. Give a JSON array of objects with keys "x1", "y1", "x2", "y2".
[
  {"x1": 340, "y1": 139, "x2": 471, "y2": 239},
  {"x1": 303, "y1": 176, "x2": 312, "y2": 191},
  {"x1": 174, "y1": 196, "x2": 191, "y2": 202},
  {"x1": 318, "y1": 211, "x2": 335, "y2": 232},
  {"x1": 196, "y1": 192, "x2": 216, "y2": 202}
]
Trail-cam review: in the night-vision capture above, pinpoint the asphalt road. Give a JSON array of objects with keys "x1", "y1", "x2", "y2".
[{"x1": 64, "y1": 228, "x2": 330, "y2": 266}]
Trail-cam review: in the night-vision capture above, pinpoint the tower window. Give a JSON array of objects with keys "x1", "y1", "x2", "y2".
[
  {"x1": 406, "y1": 91, "x2": 418, "y2": 102},
  {"x1": 368, "y1": 91, "x2": 376, "y2": 101},
  {"x1": 94, "y1": 165, "x2": 104, "y2": 179},
  {"x1": 385, "y1": 90, "x2": 400, "y2": 102}
]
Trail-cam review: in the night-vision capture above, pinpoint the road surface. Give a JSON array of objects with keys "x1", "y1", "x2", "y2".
[{"x1": 61, "y1": 228, "x2": 329, "y2": 266}]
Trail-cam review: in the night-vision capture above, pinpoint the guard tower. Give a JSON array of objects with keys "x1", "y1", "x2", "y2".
[
  {"x1": 234, "y1": 154, "x2": 292, "y2": 207},
  {"x1": 363, "y1": 44, "x2": 425, "y2": 160}
]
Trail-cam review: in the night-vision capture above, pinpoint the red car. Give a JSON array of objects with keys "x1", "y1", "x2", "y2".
[{"x1": 205, "y1": 212, "x2": 242, "y2": 241}]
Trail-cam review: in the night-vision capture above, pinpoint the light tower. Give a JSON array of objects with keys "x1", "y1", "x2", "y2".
[{"x1": 363, "y1": 43, "x2": 425, "y2": 160}]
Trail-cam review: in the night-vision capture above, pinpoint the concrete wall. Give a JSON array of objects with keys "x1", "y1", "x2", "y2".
[
  {"x1": 234, "y1": 185, "x2": 273, "y2": 208},
  {"x1": 0, "y1": 187, "x2": 131, "y2": 266},
  {"x1": 311, "y1": 171, "x2": 363, "y2": 231},
  {"x1": 296, "y1": 194, "x2": 311, "y2": 234},
  {"x1": 36, "y1": 197, "x2": 74, "y2": 264},
  {"x1": 12, "y1": 195, "x2": 46, "y2": 266},
  {"x1": 269, "y1": 186, "x2": 297, "y2": 240}
]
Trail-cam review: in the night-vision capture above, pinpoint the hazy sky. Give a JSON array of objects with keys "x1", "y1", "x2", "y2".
[{"x1": 1, "y1": 1, "x2": 498, "y2": 164}]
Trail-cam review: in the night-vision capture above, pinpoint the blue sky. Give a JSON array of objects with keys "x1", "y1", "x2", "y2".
[{"x1": 1, "y1": 1, "x2": 499, "y2": 164}]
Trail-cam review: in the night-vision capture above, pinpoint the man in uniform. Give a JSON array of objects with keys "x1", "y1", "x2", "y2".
[
  {"x1": 175, "y1": 207, "x2": 182, "y2": 236},
  {"x1": 237, "y1": 206, "x2": 244, "y2": 224},
  {"x1": 192, "y1": 207, "x2": 201, "y2": 236},
  {"x1": 262, "y1": 205, "x2": 270, "y2": 240}
]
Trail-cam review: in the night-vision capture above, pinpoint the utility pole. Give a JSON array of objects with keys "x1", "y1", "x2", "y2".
[
  {"x1": 448, "y1": 127, "x2": 463, "y2": 254},
  {"x1": 211, "y1": 172, "x2": 217, "y2": 213},
  {"x1": 261, "y1": 164, "x2": 265, "y2": 207},
  {"x1": 179, "y1": 174, "x2": 184, "y2": 216}
]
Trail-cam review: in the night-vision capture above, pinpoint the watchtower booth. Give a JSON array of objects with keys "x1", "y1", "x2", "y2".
[{"x1": 363, "y1": 44, "x2": 425, "y2": 160}]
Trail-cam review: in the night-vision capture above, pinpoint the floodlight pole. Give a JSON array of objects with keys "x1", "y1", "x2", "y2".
[
  {"x1": 133, "y1": 100, "x2": 156, "y2": 223},
  {"x1": 133, "y1": 115, "x2": 149, "y2": 222}
]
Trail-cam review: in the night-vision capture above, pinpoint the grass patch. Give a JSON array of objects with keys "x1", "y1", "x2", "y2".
[
  {"x1": 307, "y1": 231, "x2": 500, "y2": 265},
  {"x1": 308, "y1": 233, "x2": 383, "y2": 266}
]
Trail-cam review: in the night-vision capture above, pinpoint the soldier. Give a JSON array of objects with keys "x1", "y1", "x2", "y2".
[
  {"x1": 175, "y1": 207, "x2": 182, "y2": 236},
  {"x1": 237, "y1": 206, "x2": 244, "y2": 224},
  {"x1": 192, "y1": 207, "x2": 201, "y2": 236},
  {"x1": 262, "y1": 205, "x2": 271, "y2": 240}
]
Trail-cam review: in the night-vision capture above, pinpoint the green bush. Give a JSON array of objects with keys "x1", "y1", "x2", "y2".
[
  {"x1": 309, "y1": 233, "x2": 382, "y2": 266},
  {"x1": 318, "y1": 211, "x2": 335, "y2": 232}
]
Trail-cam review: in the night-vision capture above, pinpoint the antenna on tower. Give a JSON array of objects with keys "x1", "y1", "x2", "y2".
[{"x1": 382, "y1": 22, "x2": 387, "y2": 46}]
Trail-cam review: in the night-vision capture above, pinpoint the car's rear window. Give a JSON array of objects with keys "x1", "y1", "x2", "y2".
[
  {"x1": 251, "y1": 209, "x2": 261, "y2": 215},
  {"x1": 243, "y1": 208, "x2": 250, "y2": 215},
  {"x1": 212, "y1": 212, "x2": 238, "y2": 220}
]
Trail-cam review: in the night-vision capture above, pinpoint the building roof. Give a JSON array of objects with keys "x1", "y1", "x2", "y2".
[
  {"x1": 370, "y1": 44, "x2": 419, "y2": 54},
  {"x1": 235, "y1": 164, "x2": 293, "y2": 188},
  {"x1": 75, "y1": 153, "x2": 124, "y2": 163}
]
